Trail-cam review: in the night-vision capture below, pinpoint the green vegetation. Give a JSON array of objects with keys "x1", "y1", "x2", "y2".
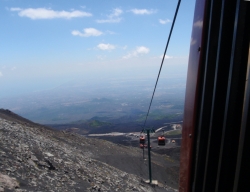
[
  {"x1": 153, "y1": 114, "x2": 167, "y2": 120},
  {"x1": 88, "y1": 120, "x2": 112, "y2": 127},
  {"x1": 136, "y1": 112, "x2": 183, "y2": 123},
  {"x1": 73, "y1": 119, "x2": 87, "y2": 124},
  {"x1": 166, "y1": 129, "x2": 182, "y2": 135},
  {"x1": 170, "y1": 104, "x2": 184, "y2": 109},
  {"x1": 165, "y1": 114, "x2": 179, "y2": 120},
  {"x1": 136, "y1": 114, "x2": 146, "y2": 122}
]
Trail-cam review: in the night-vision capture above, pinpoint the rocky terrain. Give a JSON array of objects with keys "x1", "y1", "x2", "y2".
[{"x1": 0, "y1": 109, "x2": 179, "y2": 191}]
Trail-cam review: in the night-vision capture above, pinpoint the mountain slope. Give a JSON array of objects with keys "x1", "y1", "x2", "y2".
[{"x1": 0, "y1": 109, "x2": 178, "y2": 191}]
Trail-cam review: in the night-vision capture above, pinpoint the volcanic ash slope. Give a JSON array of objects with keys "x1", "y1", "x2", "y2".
[{"x1": 0, "y1": 115, "x2": 177, "y2": 192}]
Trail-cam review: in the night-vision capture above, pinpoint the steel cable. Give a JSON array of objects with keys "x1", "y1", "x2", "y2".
[{"x1": 141, "y1": 0, "x2": 182, "y2": 132}]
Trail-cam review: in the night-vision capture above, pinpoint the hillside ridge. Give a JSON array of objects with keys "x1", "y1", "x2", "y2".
[{"x1": 0, "y1": 109, "x2": 178, "y2": 191}]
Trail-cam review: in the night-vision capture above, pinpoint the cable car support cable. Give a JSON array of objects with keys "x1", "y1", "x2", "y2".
[
  {"x1": 141, "y1": 0, "x2": 181, "y2": 132},
  {"x1": 138, "y1": 0, "x2": 182, "y2": 185}
]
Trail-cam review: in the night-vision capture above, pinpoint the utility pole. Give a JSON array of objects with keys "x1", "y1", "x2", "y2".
[{"x1": 146, "y1": 129, "x2": 152, "y2": 184}]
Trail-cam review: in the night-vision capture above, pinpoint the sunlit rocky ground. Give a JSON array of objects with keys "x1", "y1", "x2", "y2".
[{"x1": 0, "y1": 109, "x2": 179, "y2": 192}]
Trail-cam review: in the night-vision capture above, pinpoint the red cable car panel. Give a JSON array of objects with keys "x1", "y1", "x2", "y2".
[
  {"x1": 139, "y1": 136, "x2": 145, "y2": 144},
  {"x1": 158, "y1": 136, "x2": 166, "y2": 146}
]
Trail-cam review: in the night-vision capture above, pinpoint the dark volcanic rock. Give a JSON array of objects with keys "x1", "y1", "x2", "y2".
[{"x1": 0, "y1": 110, "x2": 178, "y2": 192}]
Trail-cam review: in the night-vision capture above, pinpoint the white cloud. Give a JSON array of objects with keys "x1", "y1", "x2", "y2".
[
  {"x1": 96, "y1": 8, "x2": 123, "y2": 23},
  {"x1": 160, "y1": 55, "x2": 173, "y2": 59},
  {"x1": 10, "y1": 8, "x2": 22, "y2": 11},
  {"x1": 123, "y1": 46, "x2": 150, "y2": 59},
  {"x1": 136, "y1": 46, "x2": 149, "y2": 54},
  {"x1": 159, "y1": 19, "x2": 171, "y2": 24},
  {"x1": 165, "y1": 55, "x2": 173, "y2": 59},
  {"x1": 0, "y1": 71, "x2": 2, "y2": 77},
  {"x1": 72, "y1": 28, "x2": 103, "y2": 37},
  {"x1": 97, "y1": 43, "x2": 115, "y2": 50},
  {"x1": 106, "y1": 30, "x2": 116, "y2": 35},
  {"x1": 97, "y1": 18, "x2": 121, "y2": 23},
  {"x1": 10, "y1": 7, "x2": 92, "y2": 19},
  {"x1": 110, "y1": 8, "x2": 123, "y2": 17},
  {"x1": 130, "y1": 9, "x2": 156, "y2": 15}
]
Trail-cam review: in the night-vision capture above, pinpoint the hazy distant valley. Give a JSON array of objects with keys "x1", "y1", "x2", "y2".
[{"x1": 0, "y1": 77, "x2": 186, "y2": 130}]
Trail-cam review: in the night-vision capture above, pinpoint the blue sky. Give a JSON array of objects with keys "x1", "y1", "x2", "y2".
[{"x1": 1, "y1": 0, "x2": 195, "y2": 98}]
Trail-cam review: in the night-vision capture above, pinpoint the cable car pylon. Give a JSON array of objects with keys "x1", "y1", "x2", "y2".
[{"x1": 141, "y1": 128, "x2": 155, "y2": 185}]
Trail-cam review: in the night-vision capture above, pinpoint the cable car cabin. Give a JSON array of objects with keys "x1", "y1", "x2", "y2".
[
  {"x1": 139, "y1": 136, "x2": 145, "y2": 144},
  {"x1": 158, "y1": 136, "x2": 166, "y2": 146}
]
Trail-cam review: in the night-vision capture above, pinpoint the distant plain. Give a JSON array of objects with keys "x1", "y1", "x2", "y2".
[{"x1": 1, "y1": 77, "x2": 185, "y2": 126}]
